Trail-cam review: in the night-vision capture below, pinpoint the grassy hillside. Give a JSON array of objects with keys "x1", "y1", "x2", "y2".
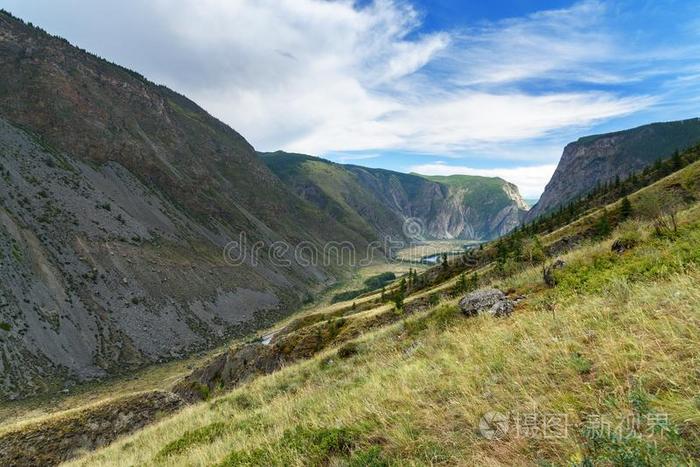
[
  {"x1": 260, "y1": 151, "x2": 403, "y2": 242},
  {"x1": 422, "y1": 174, "x2": 527, "y2": 211},
  {"x1": 0, "y1": 159, "x2": 690, "y2": 466},
  {"x1": 63, "y1": 196, "x2": 700, "y2": 466}
]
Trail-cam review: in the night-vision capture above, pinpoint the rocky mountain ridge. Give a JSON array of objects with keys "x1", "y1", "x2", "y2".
[
  {"x1": 0, "y1": 10, "x2": 528, "y2": 400},
  {"x1": 261, "y1": 152, "x2": 528, "y2": 242},
  {"x1": 0, "y1": 11, "x2": 374, "y2": 400},
  {"x1": 528, "y1": 118, "x2": 700, "y2": 220}
]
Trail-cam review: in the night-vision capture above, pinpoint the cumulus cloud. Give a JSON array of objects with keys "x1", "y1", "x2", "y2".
[{"x1": 408, "y1": 163, "x2": 557, "y2": 199}]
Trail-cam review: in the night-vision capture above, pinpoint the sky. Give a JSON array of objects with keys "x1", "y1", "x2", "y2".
[{"x1": 4, "y1": 0, "x2": 700, "y2": 198}]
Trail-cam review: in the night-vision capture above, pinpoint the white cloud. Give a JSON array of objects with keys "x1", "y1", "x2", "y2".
[
  {"x1": 409, "y1": 163, "x2": 557, "y2": 198},
  {"x1": 445, "y1": 0, "x2": 620, "y2": 86},
  {"x1": 136, "y1": 0, "x2": 654, "y2": 157},
  {"x1": 6, "y1": 0, "x2": 695, "y2": 172}
]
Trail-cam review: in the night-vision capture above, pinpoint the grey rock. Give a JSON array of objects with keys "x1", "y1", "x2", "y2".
[
  {"x1": 543, "y1": 259, "x2": 567, "y2": 287},
  {"x1": 458, "y1": 288, "x2": 514, "y2": 317},
  {"x1": 488, "y1": 300, "x2": 514, "y2": 317}
]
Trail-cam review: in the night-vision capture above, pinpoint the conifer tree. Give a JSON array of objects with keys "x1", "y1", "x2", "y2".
[{"x1": 620, "y1": 196, "x2": 633, "y2": 220}]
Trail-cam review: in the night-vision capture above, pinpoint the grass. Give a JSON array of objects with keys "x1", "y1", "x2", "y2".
[
  {"x1": 65, "y1": 202, "x2": 700, "y2": 466},
  {"x1": 0, "y1": 349, "x2": 212, "y2": 434}
]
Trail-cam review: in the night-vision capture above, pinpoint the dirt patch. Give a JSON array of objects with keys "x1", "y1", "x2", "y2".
[{"x1": 0, "y1": 390, "x2": 184, "y2": 466}]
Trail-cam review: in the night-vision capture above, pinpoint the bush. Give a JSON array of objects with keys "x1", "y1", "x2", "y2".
[
  {"x1": 348, "y1": 446, "x2": 389, "y2": 466},
  {"x1": 337, "y1": 342, "x2": 359, "y2": 359},
  {"x1": 156, "y1": 422, "x2": 227, "y2": 458}
]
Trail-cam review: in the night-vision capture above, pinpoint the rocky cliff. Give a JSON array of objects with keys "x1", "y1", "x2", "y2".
[
  {"x1": 261, "y1": 152, "x2": 528, "y2": 241},
  {"x1": 528, "y1": 118, "x2": 700, "y2": 220}
]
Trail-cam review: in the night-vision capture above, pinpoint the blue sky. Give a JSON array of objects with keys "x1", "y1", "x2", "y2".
[{"x1": 4, "y1": 0, "x2": 700, "y2": 197}]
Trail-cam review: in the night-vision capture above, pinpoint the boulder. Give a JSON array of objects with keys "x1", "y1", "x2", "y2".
[
  {"x1": 458, "y1": 288, "x2": 514, "y2": 317},
  {"x1": 489, "y1": 300, "x2": 514, "y2": 317}
]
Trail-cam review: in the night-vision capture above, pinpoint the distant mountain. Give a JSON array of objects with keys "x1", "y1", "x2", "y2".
[
  {"x1": 528, "y1": 118, "x2": 700, "y2": 220},
  {"x1": 260, "y1": 152, "x2": 528, "y2": 241}
]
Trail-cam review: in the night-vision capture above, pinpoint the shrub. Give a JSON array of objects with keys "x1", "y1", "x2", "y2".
[
  {"x1": 337, "y1": 342, "x2": 359, "y2": 359},
  {"x1": 570, "y1": 352, "x2": 592, "y2": 375},
  {"x1": 348, "y1": 446, "x2": 389, "y2": 466},
  {"x1": 156, "y1": 422, "x2": 227, "y2": 458}
]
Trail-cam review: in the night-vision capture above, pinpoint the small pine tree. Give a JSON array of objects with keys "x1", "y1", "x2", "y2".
[
  {"x1": 394, "y1": 278, "x2": 406, "y2": 310},
  {"x1": 470, "y1": 272, "x2": 478, "y2": 291},
  {"x1": 455, "y1": 273, "x2": 467, "y2": 294},
  {"x1": 620, "y1": 196, "x2": 633, "y2": 220},
  {"x1": 441, "y1": 252, "x2": 448, "y2": 270},
  {"x1": 594, "y1": 209, "x2": 612, "y2": 238},
  {"x1": 671, "y1": 149, "x2": 683, "y2": 171}
]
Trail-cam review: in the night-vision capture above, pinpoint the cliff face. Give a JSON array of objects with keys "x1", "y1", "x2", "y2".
[
  {"x1": 529, "y1": 118, "x2": 700, "y2": 220},
  {"x1": 261, "y1": 152, "x2": 528, "y2": 241},
  {"x1": 0, "y1": 12, "x2": 371, "y2": 400}
]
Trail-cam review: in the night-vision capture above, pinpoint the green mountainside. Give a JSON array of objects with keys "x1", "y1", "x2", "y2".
[{"x1": 261, "y1": 152, "x2": 528, "y2": 242}]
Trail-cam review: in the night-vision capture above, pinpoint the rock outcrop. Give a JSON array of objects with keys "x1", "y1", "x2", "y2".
[
  {"x1": 458, "y1": 289, "x2": 514, "y2": 317},
  {"x1": 0, "y1": 391, "x2": 184, "y2": 466}
]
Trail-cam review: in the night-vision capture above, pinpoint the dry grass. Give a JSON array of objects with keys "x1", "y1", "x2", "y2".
[{"x1": 65, "y1": 205, "x2": 700, "y2": 466}]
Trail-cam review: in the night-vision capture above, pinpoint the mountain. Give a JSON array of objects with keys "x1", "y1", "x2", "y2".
[
  {"x1": 5, "y1": 147, "x2": 699, "y2": 466},
  {"x1": 421, "y1": 174, "x2": 528, "y2": 238},
  {"x1": 260, "y1": 152, "x2": 528, "y2": 242},
  {"x1": 528, "y1": 117, "x2": 700, "y2": 220},
  {"x1": 0, "y1": 11, "x2": 377, "y2": 399}
]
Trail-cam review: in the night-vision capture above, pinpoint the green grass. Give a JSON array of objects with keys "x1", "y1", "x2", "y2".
[
  {"x1": 331, "y1": 272, "x2": 396, "y2": 303},
  {"x1": 65, "y1": 201, "x2": 700, "y2": 467}
]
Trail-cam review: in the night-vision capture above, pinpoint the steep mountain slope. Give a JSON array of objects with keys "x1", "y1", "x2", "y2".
[
  {"x1": 529, "y1": 117, "x2": 700, "y2": 220},
  {"x1": 261, "y1": 152, "x2": 527, "y2": 241},
  {"x1": 422, "y1": 174, "x2": 528, "y2": 239},
  {"x1": 7, "y1": 154, "x2": 698, "y2": 466},
  {"x1": 0, "y1": 11, "x2": 374, "y2": 400}
]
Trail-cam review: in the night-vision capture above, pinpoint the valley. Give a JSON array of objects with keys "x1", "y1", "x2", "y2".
[
  {"x1": 1, "y1": 153, "x2": 698, "y2": 465},
  {"x1": 1, "y1": 4, "x2": 699, "y2": 466}
]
